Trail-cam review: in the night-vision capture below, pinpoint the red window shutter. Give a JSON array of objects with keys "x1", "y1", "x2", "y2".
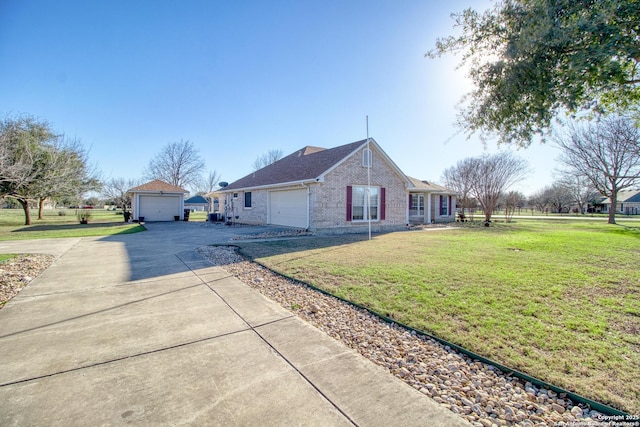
[
  {"x1": 381, "y1": 188, "x2": 386, "y2": 220},
  {"x1": 408, "y1": 193, "x2": 412, "y2": 209},
  {"x1": 448, "y1": 196, "x2": 452, "y2": 215},
  {"x1": 346, "y1": 186, "x2": 352, "y2": 221}
]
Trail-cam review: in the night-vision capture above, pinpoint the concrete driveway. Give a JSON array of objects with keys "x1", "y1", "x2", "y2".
[{"x1": 0, "y1": 222, "x2": 468, "y2": 426}]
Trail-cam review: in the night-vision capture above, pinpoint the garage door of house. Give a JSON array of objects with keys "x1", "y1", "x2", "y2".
[
  {"x1": 139, "y1": 195, "x2": 180, "y2": 221},
  {"x1": 269, "y1": 189, "x2": 307, "y2": 228}
]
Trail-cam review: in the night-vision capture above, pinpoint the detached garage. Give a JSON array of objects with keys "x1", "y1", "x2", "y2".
[{"x1": 129, "y1": 180, "x2": 189, "y2": 222}]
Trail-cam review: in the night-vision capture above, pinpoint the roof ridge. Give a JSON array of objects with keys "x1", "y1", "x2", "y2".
[
  {"x1": 128, "y1": 179, "x2": 189, "y2": 193},
  {"x1": 223, "y1": 139, "x2": 369, "y2": 191}
]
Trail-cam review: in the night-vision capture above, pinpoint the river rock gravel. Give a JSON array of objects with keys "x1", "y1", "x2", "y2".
[
  {"x1": 196, "y1": 245, "x2": 607, "y2": 427},
  {"x1": 0, "y1": 254, "x2": 55, "y2": 307}
]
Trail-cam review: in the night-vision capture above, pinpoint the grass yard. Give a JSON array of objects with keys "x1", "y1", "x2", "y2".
[
  {"x1": 0, "y1": 208, "x2": 145, "y2": 240},
  {"x1": 234, "y1": 220, "x2": 640, "y2": 413}
]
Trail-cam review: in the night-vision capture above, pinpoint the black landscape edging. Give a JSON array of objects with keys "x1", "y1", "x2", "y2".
[{"x1": 240, "y1": 252, "x2": 627, "y2": 417}]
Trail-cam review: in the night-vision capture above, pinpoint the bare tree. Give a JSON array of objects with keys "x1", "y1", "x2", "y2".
[
  {"x1": 557, "y1": 172, "x2": 599, "y2": 214},
  {"x1": 502, "y1": 191, "x2": 526, "y2": 222},
  {"x1": 252, "y1": 149, "x2": 283, "y2": 171},
  {"x1": 193, "y1": 170, "x2": 220, "y2": 195},
  {"x1": 546, "y1": 183, "x2": 573, "y2": 214},
  {"x1": 102, "y1": 177, "x2": 139, "y2": 213},
  {"x1": 441, "y1": 157, "x2": 476, "y2": 217},
  {"x1": 467, "y1": 152, "x2": 529, "y2": 223},
  {"x1": 143, "y1": 139, "x2": 205, "y2": 188},
  {"x1": 528, "y1": 187, "x2": 548, "y2": 214},
  {"x1": 556, "y1": 115, "x2": 640, "y2": 224}
]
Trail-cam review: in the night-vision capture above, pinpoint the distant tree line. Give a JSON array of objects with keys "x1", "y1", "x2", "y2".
[
  {"x1": 1, "y1": 114, "x2": 291, "y2": 225},
  {"x1": 431, "y1": 0, "x2": 640, "y2": 225},
  {"x1": 441, "y1": 116, "x2": 640, "y2": 224}
]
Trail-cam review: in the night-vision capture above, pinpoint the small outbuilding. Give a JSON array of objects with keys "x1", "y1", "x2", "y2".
[
  {"x1": 184, "y1": 195, "x2": 210, "y2": 212},
  {"x1": 128, "y1": 180, "x2": 189, "y2": 222}
]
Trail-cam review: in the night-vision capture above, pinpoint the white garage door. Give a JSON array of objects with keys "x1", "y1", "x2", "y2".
[
  {"x1": 270, "y1": 189, "x2": 307, "y2": 228},
  {"x1": 139, "y1": 195, "x2": 181, "y2": 221}
]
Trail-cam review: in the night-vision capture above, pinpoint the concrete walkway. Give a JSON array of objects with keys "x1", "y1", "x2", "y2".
[{"x1": 0, "y1": 222, "x2": 469, "y2": 426}]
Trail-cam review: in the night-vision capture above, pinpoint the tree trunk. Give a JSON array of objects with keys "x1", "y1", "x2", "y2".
[
  {"x1": 38, "y1": 197, "x2": 45, "y2": 220},
  {"x1": 608, "y1": 190, "x2": 617, "y2": 224},
  {"x1": 18, "y1": 198, "x2": 32, "y2": 225}
]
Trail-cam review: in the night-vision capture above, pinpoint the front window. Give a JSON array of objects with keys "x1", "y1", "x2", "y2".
[
  {"x1": 411, "y1": 194, "x2": 424, "y2": 216},
  {"x1": 244, "y1": 192, "x2": 252, "y2": 208},
  {"x1": 440, "y1": 195, "x2": 449, "y2": 216},
  {"x1": 352, "y1": 186, "x2": 379, "y2": 221}
]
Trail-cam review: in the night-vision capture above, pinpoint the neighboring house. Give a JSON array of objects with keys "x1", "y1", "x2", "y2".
[
  {"x1": 128, "y1": 180, "x2": 189, "y2": 222},
  {"x1": 407, "y1": 177, "x2": 457, "y2": 224},
  {"x1": 219, "y1": 139, "x2": 456, "y2": 234},
  {"x1": 599, "y1": 189, "x2": 640, "y2": 215},
  {"x1": 184, "y1": 195, "x2": 209, "y2": 212}
]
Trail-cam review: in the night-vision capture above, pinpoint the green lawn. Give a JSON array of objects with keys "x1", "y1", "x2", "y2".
[
  {"x1": 234, "y1": 220, "x2": 640, "y2": 413},
  {"x1": 0, "y1": 208, "x2": 145, "y2": 240}
]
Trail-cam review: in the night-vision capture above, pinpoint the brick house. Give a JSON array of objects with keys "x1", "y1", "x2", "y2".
[{"x1": 220, "y1": 139, "x2": 456, "y2": 233}]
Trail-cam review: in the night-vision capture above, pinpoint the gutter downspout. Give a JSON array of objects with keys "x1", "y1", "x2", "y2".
[
  {"x1": 302, "y1": 183, "x2": 310, "y2": 230},
  {"x1": 406, "y1": 193, "x2": 410, "y2": 225}
]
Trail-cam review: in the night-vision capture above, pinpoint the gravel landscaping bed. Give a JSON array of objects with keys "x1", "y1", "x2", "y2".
[
  {"x1": 0, "y1": 254, "x2": 55, "y2": 307},
  {"x1": 196, "y1": 245, "x2": 611, "y2": 427}
]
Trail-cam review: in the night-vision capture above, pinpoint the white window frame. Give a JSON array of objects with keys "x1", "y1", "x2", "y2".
[
  {"x1": 411, "y1": 194, "x2": 424, "y2": 216},
  {"x1": 352, "y1": 185, "x2": 379, "y2": 222},
  {"x1": 440, "y1": 195, "x2": 449, "y2": 216},
  {"x1": 362, "y1": 148, "x2": 372, "y2": 168}
]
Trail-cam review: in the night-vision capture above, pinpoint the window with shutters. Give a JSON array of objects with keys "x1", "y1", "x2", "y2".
[
  {"x1": 348, "y1": 186, "x2": 384, "y2": 221},
  {"x1": 439, "y1": 195, "x2": 450, "y2": 216}
]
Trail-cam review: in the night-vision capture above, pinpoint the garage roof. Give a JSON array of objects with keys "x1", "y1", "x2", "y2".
[{"x1": 129, "y1": 180, "x2": 189, "y2": 194}]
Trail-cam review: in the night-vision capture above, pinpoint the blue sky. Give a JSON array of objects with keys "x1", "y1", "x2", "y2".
[{"x1": 1, "y1": 0, "x2": 559, "y2": 195}]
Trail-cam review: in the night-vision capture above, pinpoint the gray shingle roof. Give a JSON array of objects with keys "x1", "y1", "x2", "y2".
[
  {"x1": 224, "y1": 140, "x2": 368, "y2": 191},
  {"x1": 407, "y1": 176, "x2": 455, "y2": 194},
  {"x1": 623, "y1": 190, "x2": 640, "y2": 203},
  {"x1": 601, "y1": 189, "x2": 640, "y2": 204},
  {"x1": 185, "y1": 195, "x2": 209, "y2": 204}
]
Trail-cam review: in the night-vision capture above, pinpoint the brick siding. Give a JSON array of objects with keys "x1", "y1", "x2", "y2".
[{"x1": 310, "y1": 146, "x2": 407, "y2": 234}]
